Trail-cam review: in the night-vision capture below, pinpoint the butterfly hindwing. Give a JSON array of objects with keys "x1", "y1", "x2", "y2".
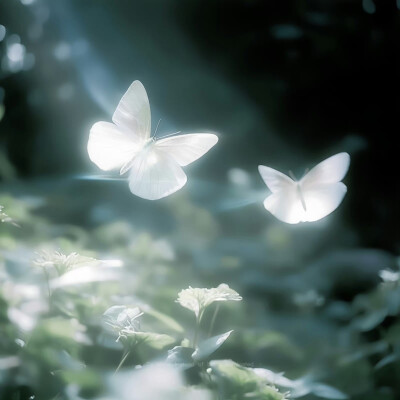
[
  {"x1": 258, "y1": 166, "x2": 305, "y2": 223},
  {"x1": 263, "y1": 185, "x2": 305, "y2": 224},
  {"x1": 128, "y1": 147, "x2": 187, "y2": 200},
  {"x1": 301, "y1": 182, "x2": 347, "y2": 222},
  {"x1": 155, "y1": 133, "x2": 218, "y2": 166}
]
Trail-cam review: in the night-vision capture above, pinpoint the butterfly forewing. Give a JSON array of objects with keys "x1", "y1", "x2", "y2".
[
  {"x1": 155, "y1": 133, "x2": 218, "y2": 166},
  {"x1": 128, "y1": 147, "x2": 187, "y2": 200},
  {"x1": 88, "y1": 121, "x2": 141, "y2": 171},
  {"x1": 112, "y1": 80, "x2": 151, "y2": 142},
  {"x1": 300, "y1": 152, "x2": 350, "y2": 190},
  {"x1": 258, "y1": 166, "x2": 295, "y2": 193}
]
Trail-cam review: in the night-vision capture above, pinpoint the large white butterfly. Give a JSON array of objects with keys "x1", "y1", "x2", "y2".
[
  {"x1": 87, "y1": 81, "x2": 218, "y2": 200},
  {"x1": 258, "y1": 152, "x2": 350, "y2": 224}
]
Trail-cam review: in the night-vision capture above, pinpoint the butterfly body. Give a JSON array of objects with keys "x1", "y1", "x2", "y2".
[
  {"x1": 296, "y1": 182, "x2": 307, "y2": 211},
  {"x1": 88, "y1": 81, "x2": 218, "y2": 200},
  {"x1": 258, "y1": 153, "x2": 350, "y2": 224}
]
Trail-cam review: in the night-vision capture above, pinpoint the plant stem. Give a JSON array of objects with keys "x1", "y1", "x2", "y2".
[
  {"x1": 208, "y1": 304, "x2": 220, "y2": 337},
  {"x1": 193, "y1": 316, "x2": 200, "y2": 348},
  {"x1": 193, "y1": 309, "x2": 204, "y2": 348},
  {"x1": 114, "y1": 349, "x2": 131, "y2": 375}
]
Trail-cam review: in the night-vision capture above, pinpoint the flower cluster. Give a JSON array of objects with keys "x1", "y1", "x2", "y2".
[
  {"x1": 176, "y1": 284, "x2": 242, "y2": 318},
  {"x1": 33, "y1": 250, "x2": 99, "y2": 275}
]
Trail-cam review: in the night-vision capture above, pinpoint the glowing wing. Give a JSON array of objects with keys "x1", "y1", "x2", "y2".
[
  {"x1": 298, "y1": 152, "x2": 350, "y2": 221},
  {"x1": 88, "y1": 121, "x2": 140, "y2": 171},
  {"x1": 301, "y1": 183, "x2": 348, "y2": 222},
  {"x1": 300, "y1": 152, "x2": 350, "y2": 189},
  {"x1": 155, "y1": 133, "x2": 218, "y2": 166},
  {"x1": 263, "y1": 188, "x2": 307, "y2": 224},
  {"x1": 258, "y1": 165, "x2": 294, "y2": 193},
  {"x1": 258, "y1": 166, "x2": 305, "y2": 224},
  {"x1": 128, "y1": 148, "x2": 187, "y2": 200},
  {"x1": 112, "y1": 80, "x2": 151, "y2": 142}
]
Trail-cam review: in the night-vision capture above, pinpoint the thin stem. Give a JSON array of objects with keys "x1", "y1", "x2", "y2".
[
  {"x1": 208, "y1": 304, "x2": 220, "y2": 337},
  {"x1": 193, "y1": 316, "x2": 200, "y2": 348},
  {"x1": 193, "y1": 309, "x2": 204, "y2": 348},
  {"x1": 114, "y1": 349, "x2": 131, "y2": 375}
]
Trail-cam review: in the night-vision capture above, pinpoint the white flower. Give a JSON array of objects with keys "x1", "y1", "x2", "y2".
[
  {"x1": 33, "y1": 250, "x2": 98, "y2": 275},
  {"x1": 177, "y1": 284, "x2": 242, "y2": 318}
]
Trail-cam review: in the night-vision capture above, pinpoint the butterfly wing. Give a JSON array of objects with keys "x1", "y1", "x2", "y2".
[
  {"x1": 300, "y1": 152, "x2": 350, "y2": 188},
  {"x1": 112, "y1": 80, "x2": 151, "y2": 142},
  {"x1": 88, "y1": 121, "x2": 141, "y2": 171},
  {"x1": 258, "y1": 166, "x2": 305, "y2": 224},
  {"x1": 155, "y1": 133, "x2": 218, "y2": 166},
  {"x1": 301, "y1": 183, "x2": 348, "y2": 222},
  {"x1": 258, "y1": 166, "x2": 295, "y2": 193},
  {"x1": 128, "y1": 147, "x2": 187, "y2": 200},
  {"x1": 299, "y1": 152, "x2": 350, "y2": 222}
]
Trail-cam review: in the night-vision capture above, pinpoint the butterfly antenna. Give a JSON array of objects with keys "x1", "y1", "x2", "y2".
[
  {"x1": 154, "y1": 119, "x2": 162, "y2": 138},
  {"x1": 159, "y1": 131, "x2": 181, "y2": 139},
  {"x1": 289, "y1": 170, "x2": 297, "y2": 181}
]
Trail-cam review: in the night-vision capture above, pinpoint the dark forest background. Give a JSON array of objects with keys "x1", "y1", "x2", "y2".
[{"x1": 0, "y1": 0, "x2": 398, "y2": 250}]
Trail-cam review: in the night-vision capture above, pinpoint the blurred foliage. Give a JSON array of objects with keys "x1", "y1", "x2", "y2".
[{"x1": 0, "y1": 192, "x2": 399, "y2": 399}]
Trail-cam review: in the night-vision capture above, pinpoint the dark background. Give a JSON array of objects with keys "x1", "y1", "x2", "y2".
[{"x1": 0, "y1": 0, "x2": 398, "y2": 252}]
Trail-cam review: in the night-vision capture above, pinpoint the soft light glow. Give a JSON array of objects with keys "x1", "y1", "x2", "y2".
[
  {"x1": 7, "y1": 43, "x2": 25, "y2": 63},
  {"x1": 54, "y1": 42, "x2": 71, "y2": 61}
]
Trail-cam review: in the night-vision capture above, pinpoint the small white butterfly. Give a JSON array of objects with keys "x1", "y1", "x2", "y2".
[
  {"x1": 87, "y1": 81, "x2": 218, "y2": 200},
  {"x1": 258, "y1": 152, "x2": 350, "y2": 224}
]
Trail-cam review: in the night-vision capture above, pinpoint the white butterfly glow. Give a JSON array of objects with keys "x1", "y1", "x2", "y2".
[
  {"x1": 88, "y1": 81, "x2": 218, "y2": 200},
  {"x1": 258, "y1": 152, "x2": 350, "y2": 224}
]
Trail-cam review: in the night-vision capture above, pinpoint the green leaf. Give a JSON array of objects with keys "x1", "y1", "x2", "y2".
[
  {"x1": 192, "y1": 330, "x2": 233, "y2": 361},
  {"x1": 375, "y1": 353, "x2": 398, "y2": 370},
  {"x1": 254, "y1": 368, "x2": 348, "y2": 399},
  {"x1": 167, "y1": 346, "x2": 195, "y2": 370},
  {"x1": 353, "y1": 309, "x2": 388, "y2": 331},
  {"x1": 57, "y1": 369, "x2": 102, "y2": 389},
  {"x1": 132, "y1": 331, "x2": 175, "y2": 349},
  {"x1": 209, "y1": 359, "x2": 286, "y2": 400}
]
